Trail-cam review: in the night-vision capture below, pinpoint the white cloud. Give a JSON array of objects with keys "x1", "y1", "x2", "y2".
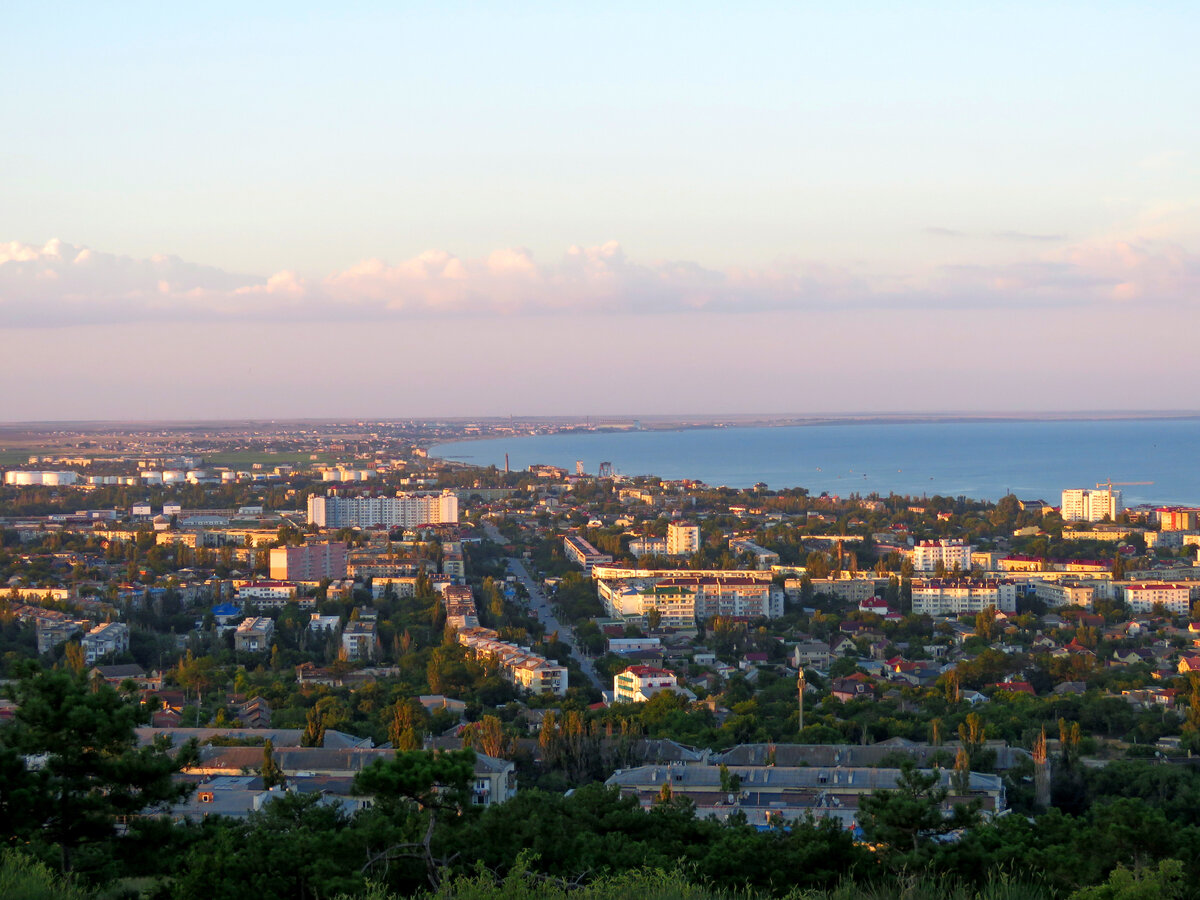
[{"x1": 1, "y1": 236, "x2": 1198, "y2": 327}]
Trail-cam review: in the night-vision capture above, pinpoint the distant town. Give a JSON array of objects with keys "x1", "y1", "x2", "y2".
[{"x1": 4, "y1": 419, "x2": 1200, "y2": 896}]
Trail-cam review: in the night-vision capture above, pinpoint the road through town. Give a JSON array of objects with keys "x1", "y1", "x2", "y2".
[{"x1": 504, "y1": 556, "x2": 603, "y2": 691}]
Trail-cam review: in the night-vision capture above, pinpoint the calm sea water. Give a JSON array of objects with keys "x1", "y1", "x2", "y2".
[{"x1": 430, "y1": 419, "x2": 1200, "y2": 506}]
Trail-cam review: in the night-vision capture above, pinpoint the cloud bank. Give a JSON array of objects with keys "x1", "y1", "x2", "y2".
[{"x1": 1, "y1": 236, "x2": 1197, "y2": 327}]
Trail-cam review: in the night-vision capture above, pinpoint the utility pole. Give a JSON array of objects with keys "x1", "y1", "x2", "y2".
[{"x1": 798, "y1": 668, "x2": 806, "y2": 735}]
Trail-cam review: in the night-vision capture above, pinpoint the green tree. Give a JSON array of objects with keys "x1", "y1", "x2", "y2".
[
  {"x1": 1, "y1": 664, "x2": 196, "y2": 872},
  {"x1": 1070, "y1": 859, "x2": 1185, "y2": 900},
  {"x1": 353, "y1": 749, "x2": 476, "y2": 886},
  {"x1": 261, "y1": 738, "x2": 287, "y2": 790},
  {"x1": 857, "y1": 760, "x2": 978, "y2": 857}
]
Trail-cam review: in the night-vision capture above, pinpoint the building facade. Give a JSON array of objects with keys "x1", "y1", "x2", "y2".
[
  {"x1": 911, "y1": 539, "x2": 973, "y2": 573},
  {"x1": 563, "y1": 534, "x2": 613, "y2": 572},
  {"x1": 269, "y1": 542, "x2": 348, "y2": 581},
  {"x1": 307, "y1": 491, "x2": 459, "y2": 528},
  {"x1": 82, "y1": 622, "x2": 130, "y2": 664},
  {"x1": 910, "y1": 579, "x2": 1018, "y2": 615},
  {"x1": 1061, "y1": 488, "x2": 1123, "y2": 523},
  {"x1": 1121, "y1": 582, "x2": 1192, "y2": 615},
  {"x1": 614, "y1": 665, "x2": 680, "y2": 703},
  {"x1": 667, "y1": 522, "x2": 701, "y2": 557}
]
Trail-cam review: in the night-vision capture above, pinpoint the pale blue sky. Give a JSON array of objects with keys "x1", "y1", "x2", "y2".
[
  {"x1": 1, "y1": 3, "x2": 1198, "y2": 418},
  {"x1": 4, "y1": 3, "x2": 1196, "y2": 272}
]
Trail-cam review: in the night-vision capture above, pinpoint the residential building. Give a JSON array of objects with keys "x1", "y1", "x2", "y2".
[
  {"x1": 911, "y1": 579, "x2": 1017, "y2": 615},
  {"x1": 1061, "y1": 488, "x2": 1123, "y2": 523},
  {"x1": 307, "y1": 490, "x2": 459, "y2": 528},
  {"x1": 667, "y1": 521, "x2": 701, "y2": 557},
  {"x1": 36, "y1": 619, "x2": 87, "y2": 654},
  {"x1": 269, "y1": 542, "x2": 348, "y2": 581},
  {"x1": 235, "y1": 581, "x2": 298, "y2": 603},
  {"x1": 605, "y1": 762, "x2": 1004, "y2": 828},
  {"x1": 628, "y1": 536, "x2": 667, "y2": 557},
  {"x1": 470, "y1": 753, "x2": 517, "y2": 806},
  {"x1": 457, "y1": 627, "x2": 568, "y2": 696},
  {"x1": 234, "y1": 617, "x2": 275, "y2": 652},
  {"x1": 614, "y1": 665, "x2": 682, "y2": 703},
  {"x1": 341, "y1": 621, "x2": 380, "y2": 661},
  {"x1": 1159, "y1": 508, "x2": 1200, "y2": 531},
  {"x1": 563, "y1": 534, "x2": 613, "y2": 572},
  {"x1": 607, "y1": 637, "x2": 663, "y2": 654},
  {"x1": 728, "y1": 538, "x2": 780, "y2": 569},
  {"x1": 911, "y1": 539, "x2": 973, "y2": 573},
  {"x1": 657, "y1": 575, "x2": 784, "y2": 620},
  {"x1": 1033, "y1": 580, "x2": 1096, "y2": 611},
  {"x1": 309, "y1": 614, "x2": 342, "y2": 634},
  {"x1": 82, "y1": 621, "x2": 130, "y2": 664},
  {"x1": 598, "y1": 580, "x2": 698, "y2": 629},
  {"x1": 787, "y1": 577, "x2": 881, "y2": 603},
  {"x1": 1121, "y1": 582, "x2": 1192, "y2": 615}
]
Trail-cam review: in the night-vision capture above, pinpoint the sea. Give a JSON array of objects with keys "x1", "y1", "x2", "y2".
[{"x1": 429, "y1": 418, "x2": 1200, "y2": 507}]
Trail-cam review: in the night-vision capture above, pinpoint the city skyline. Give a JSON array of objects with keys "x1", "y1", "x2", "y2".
[{"x1": 3, "y1": 3, "x2": 1198, "y2": 420}]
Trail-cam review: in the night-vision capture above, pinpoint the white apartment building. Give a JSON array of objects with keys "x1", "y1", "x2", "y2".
[
  {"x1": 457, "y1": 627, "x2": 568, "y2": 696},
  {"x1": 613, "y1": 666, "x2": 681, "y2": 703},
  {"x1": 1121, "y1": 582, "x2": 1192, "y2": 615},
  {"x1": 234, "y1": 581, "x2": 298, "y2": 603},
  {"x1": 911, "y1": 539, "x2": 973, "y2": 573},
  {"x1": 911, "y1": 579, "x2": 1018, "y2": 616},
  {"x1": 1061, "y1": 488, "x2": 1123, "y2": 523},
  {"x1": 82, "y1": 622, "x2": 130, "y2": 664},
  {"x1": 658, "y1": 575, "x2": 784, "y2": 620},
  {"x1": 667, "y1": 522, "x2": 701, "y2": 557},
  {"x1": 628, "y1": 536, "x2": 667, "y2": 557},
  {"x1": 341, "y1": 621, "x2": 380, "y2": 661},
  {"x1": 1033, "y1": 580, "x2": 1096, "y2": 611},
  {"x1": 307, "y1": 490, "x2": 459, "y2": 528},
  {"x1": 598, "y1": 580, "x2": 698, "y2": 629}
]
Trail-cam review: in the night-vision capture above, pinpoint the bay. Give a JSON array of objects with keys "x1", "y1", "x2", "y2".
[{"x1": 430, "y1": 419, "x2": 1200, "y2": 506}]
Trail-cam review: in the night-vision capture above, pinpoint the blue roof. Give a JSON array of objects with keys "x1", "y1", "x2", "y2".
[{"x1": 212, "y1": 603, "x2": 241, "y2": 616}]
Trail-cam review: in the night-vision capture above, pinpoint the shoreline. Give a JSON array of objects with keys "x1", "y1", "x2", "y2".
[{"x1": 425, "y1": 411, "x2": 1200, "y2": 453}]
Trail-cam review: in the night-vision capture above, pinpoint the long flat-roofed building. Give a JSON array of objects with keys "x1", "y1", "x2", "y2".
[
  {"x1": 911, "y1": 578, "x2": 1017, "y2": 615},
  {"x1": 307, "y1": 490, "x2": 458, "y2": 528},
  {"x1": 606, "y1": 762, "x2": 1004, "y2": 829},
  {"x1": 563, "y1": 534, "x2": 612, "y2": 572},
  {"x1": 457, "y1": 627, "x2": 568, "y2": 696}
]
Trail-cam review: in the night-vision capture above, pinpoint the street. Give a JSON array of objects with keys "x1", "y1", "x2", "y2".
[{"x1": 505, "y1": 556, "x2": 603, "y2": 691}]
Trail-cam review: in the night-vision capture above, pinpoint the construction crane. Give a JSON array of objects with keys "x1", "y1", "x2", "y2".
[{"x1": 1096, "y1": 480, "x2": 1153, "y2": 492}]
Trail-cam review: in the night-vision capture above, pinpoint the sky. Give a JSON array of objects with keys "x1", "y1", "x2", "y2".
[{"x1": 2, "y1": 2, "x2": 1198, "y2": 421}]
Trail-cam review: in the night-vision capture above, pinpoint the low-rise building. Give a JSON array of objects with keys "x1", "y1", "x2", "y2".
[
  {"x1": 82, "y1": 621, "x2": 130, "y2": 664},
  {"x1": 563, "y1": 534, "x2": 613, "y2": 573},
  {"x1": 605, "y1": 762, "x2": 1004, "y2": 828},
  {"x1": 457, "y1": 627, "x2": 568, "y2": 696},
  {"x1": 234, "y1": 617, "x2": 275, "y2": 653},
  {"x1": 1033, "y1": 580, "x2": 1096, "y2": 611},
  {"x1": 614, "y1": 665, "x2": 683, "y2": 703},
  {"x1": 341, "y1": 621, "x2": 380, "y2": 661}
]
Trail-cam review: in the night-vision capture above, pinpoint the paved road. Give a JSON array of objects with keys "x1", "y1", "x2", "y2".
[
  {"x1": 505, "y1": 557, "x2": 603, "y2": 691},
  {"x1": 479, "y1": 520, "x2": 509, "y2": 545}
]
